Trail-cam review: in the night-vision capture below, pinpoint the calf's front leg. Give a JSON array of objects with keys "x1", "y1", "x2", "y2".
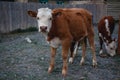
[
  {"x1": 61, "y1": 39, "x2": 71, "y2": 77},
  {"x1": 99, "y1": 36, "x2": 103, "y2": 55},
  {"x1": 48, "y1": 47, "x2": 57, "y2": 73}
]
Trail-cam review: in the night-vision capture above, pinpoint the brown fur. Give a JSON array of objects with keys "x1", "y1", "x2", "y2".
[
  {"x1": 98, "y1": 16, "x2": 115, "y2": 43},
  {"x1": 47, "y1": 8, "x2": 97, "y2": 76},
  {"x1": 98, "y1": 16, "x2": 116, "y2": 56},
  {"x1": 27, "y1": 8, "x2": 97, "y2": 77},
  {"x1": 48, "y1": 8, "x2": 94, "y2": 41}
]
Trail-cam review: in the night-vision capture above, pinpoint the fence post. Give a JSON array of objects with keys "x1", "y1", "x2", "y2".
[{"x1": 117, "y1": 16, "x2": 120, "y2": 55}]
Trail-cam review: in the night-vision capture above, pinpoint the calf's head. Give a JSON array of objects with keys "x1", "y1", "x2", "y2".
[
  {"x1": 105, "y1": 39, "x2": 117, "y2": 56},
  {"x1": 27, "y1": 8, "x2": 52, "y2": 33}
]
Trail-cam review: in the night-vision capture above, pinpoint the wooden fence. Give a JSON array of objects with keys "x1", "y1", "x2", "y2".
[
  {"x1": 107, "y1": 2, "x2": 120, "y2": 20},
  {"x1": 0, "y1": 1, "x2": 107, "y2": 33},
  {"x1": 117, "y1": 17, "x2": 120, "y2": 55}
]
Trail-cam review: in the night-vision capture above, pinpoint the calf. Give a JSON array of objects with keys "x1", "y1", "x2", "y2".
[
  {"x1": 98, "y1": 16, "x2": 117, "y2": 56},
  {"x1": 27, "y1": 8, "x2": 97, "y2": 77}
]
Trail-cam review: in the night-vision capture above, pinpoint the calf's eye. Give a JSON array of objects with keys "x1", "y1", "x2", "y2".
[
  {"x1": 49, "y1": 17, "x2": 52, "y2": 20},
  {"x1": 37, "y1": 17, "x2": 40, "y2": 20}
]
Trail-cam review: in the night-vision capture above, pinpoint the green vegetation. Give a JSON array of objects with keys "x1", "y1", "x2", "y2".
[{"x1": 10, "y1": 27, "x2": 38, "y2": 34}]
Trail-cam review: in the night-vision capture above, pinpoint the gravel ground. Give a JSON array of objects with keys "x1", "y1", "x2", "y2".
[{"x1": 0, "y1": 25, "x2": 120, "y2": 80}]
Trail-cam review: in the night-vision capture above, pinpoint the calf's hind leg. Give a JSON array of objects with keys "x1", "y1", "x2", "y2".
[
  {"x1": 69, "y1": 41, "x2": 76, "y2": 63},
  {"x1": 69, "y1": 41, "x2": 79, "y2": 63},
  {"x1": 80, "y1": 38, "x2": 87, "y2": 65},
  {"x1": 88, "y1": 35, "x2": 97, "y2": 67}
]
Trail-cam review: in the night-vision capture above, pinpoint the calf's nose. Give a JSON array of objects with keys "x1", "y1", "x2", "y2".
[{"x1": 40, "y1": 26, "x2": 47, "y2": 32}]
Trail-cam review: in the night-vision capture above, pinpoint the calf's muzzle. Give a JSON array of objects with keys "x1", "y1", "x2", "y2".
[{"x1": 40, "y1": 26, "x2": 47, "y2": 32}]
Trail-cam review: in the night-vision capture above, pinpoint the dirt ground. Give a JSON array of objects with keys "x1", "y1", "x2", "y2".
[{"x1": 0, "y1": 25, "x2": 120, "y2": 80}]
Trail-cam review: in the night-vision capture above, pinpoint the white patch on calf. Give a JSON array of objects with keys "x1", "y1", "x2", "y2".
[
  {"x1": 99, "y1": 49, "x2": 103, "y2": 54},
  {"x1": 105, "y1": 19, "x2": 110, "y2": 36},
  {"x1": 47, "y1": 37, "x2": 61, "y2": 48},
  {"x1": 99, "y1": 33, "x2": 102, "y2": 37},
  {"x1": 80, "y1": 57, "x2": 85, "y2": 65},
  {"x1": 69, "y1": 57, "x2": 73, "y2": 63},
  {"x1": 37, "y1": 8, "x2": 52, "y2": 33},
  {"x1": 99, "y1": 33, "x2": 104, "y2": 41},
  {"x1": 105, "y1": 41, "x2": 116, "y2": 56},
  {"x1": 73, "y1": 42, "x2": 79, "y2": 56},
  {"x1": 69, "y1": 42, "x2": 79, "y2": 63}
]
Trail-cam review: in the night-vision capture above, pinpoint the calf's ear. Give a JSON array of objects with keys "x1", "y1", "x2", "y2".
[
  {"x1": 113, "y1": 38, "x2": 117, "y2": 42},
  {"x1": 52, "y1": 12, "x2": 62, "y2": 19},
  {"x1": 52, "y1": 9, "x2": 63, "y2": 18},
  {"x1": 27, "y1": 10, "x2": 37, "y2": 18}
]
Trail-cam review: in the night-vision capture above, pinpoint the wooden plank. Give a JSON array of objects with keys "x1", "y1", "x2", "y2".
[
  {"x1": 107, "y1": 2, "x2": 120, "y2": 20},
  {"x1": 117, "y1": 16, "x2": 120, "y2": 55},
  {"x1": 0, "y1": 2, "x2": 107, "y2": 33}
]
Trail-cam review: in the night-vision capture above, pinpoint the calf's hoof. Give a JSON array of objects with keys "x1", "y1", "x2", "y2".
[
  {"x1": 62, "y1": 69, "x2": 67, "y2": 77},
  {"x1": 92, "y1": 61, "x2": 97, "y2": 68},
  {"x1": 80, "y1": 61, "x2": 84, "y2": 66},
  {"x1": 48, "y1": 66, "x2": 54, "y2": 73},
  {"x1": 80, "y1": 58, "x2": 85, "y2": 66},
  {"x1": 69, "y1": 57, "x2": 73, "y2": 63}
]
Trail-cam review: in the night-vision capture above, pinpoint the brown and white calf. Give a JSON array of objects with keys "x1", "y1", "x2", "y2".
[
  {"x1": 27, "y1": 8, "x2": 97, "y2": 76},
  {"x1": 98, "y1": 16, "x2": 117, "y2": 56}
]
